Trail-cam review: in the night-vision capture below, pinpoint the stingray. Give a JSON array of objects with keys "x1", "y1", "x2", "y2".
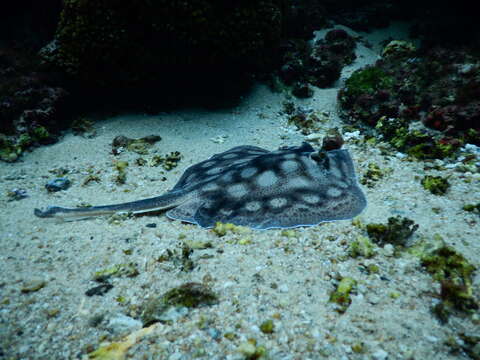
[{"x1": 34, "y1": 142, "x2": 367, "y2": 229}]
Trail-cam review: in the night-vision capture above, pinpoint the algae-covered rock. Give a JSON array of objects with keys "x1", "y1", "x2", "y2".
[
  {"x1": 114, "y1": 160, "x2": 128, "y2": 185},
  {"x1": 237, "y1": 339, "x2": 268, "y2": 359},
  {"x1": 92, "y1": 263, "x2": 139, "y2": 282},
  {"x1": 45, "y1": 177, "x2": 71, "y2": 192},
  {"x1": 463, "y1": 203, "x2": 480, "y2": 214},
  {"x1": 329, "y1": 277, "x2": 356, "y2": 313},
  {"x1": 338, "y1": 45, "x2": 480, "y2": 158},
  {"x1": 21, "y1": 279, "x2": 46, "y2": 293},
  {"x1": 421, "y1": 246, "x2": 478, "y2": 322},
  {"x1": 111, "y1": 135, "x2": 161, "y2": 155},
  {"x1": 259, "y1": 319, "x2": 275, "y2": 334},
  {"x1": 41, "y1": 0, "x2": 284, "y2": 87},
  {"x1": 382, "y1": 40, "x2": 416, "y2": 58},
  {"x1": 421, "y1": 175, "x2": 450, "y2": 195},
  {"x1": 360, "y1": 163, "x2": 386, "y2": 188},
  {"x1": 366, "y1": 216, "x2": 419, "y2": 247},
  {"x1": 157, "y1": 245, "x2": 195, "y2": 272},
  {"x1": 140, "y1": 282, "x2": 218, "y2": 326},
  {"x1": 349, "y1": 235, "x2": 376, "y2": 258},
  {"x1": 148, "y1": 151, "x2": 182, "y2": 170}
]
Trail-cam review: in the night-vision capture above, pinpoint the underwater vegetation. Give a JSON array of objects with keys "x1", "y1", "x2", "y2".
[
  {"x1": 421, "y1": 246, "x2": 478, "y2": 323},
  {"x1": 338, "y1": 43, "x2": 480, "y2": 159},
  {"x1": 140, "y1": 282, "x2": 218, "y2": 326},
  {"x1": 462, "y1": 203, "x2": 480, "y2": 214},
  {"x1": 348, "y1": 235, "x2": 375, "y2": 258},
  {"x1": 111, "y1": 135, "x2": 161, "y2": 155},
  {"x1": 0, "y1": 47, "x2": 69, "y2": 162},
  {"x1": 421, "y1": 175, "x2": 450, "y2": 195},
  {"x1": 329, "y1": 276, "x2": 357, "y2": 313},
  {"x1": 366, "y1": 216, "x2": 419, "y2": 247}
]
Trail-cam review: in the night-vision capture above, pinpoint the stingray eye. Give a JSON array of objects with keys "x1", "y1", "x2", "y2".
[{"x1": 311, "y1": 151, "x2": 330, "y2": 170}]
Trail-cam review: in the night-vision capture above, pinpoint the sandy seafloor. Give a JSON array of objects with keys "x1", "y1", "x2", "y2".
[{"x1": 1, "y1": 23, "x2": 479, "y2": 360}]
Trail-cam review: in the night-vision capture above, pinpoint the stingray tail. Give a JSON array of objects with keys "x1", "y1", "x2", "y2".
[{"x1": 34, "y1": 190, "x2": 185, "y2": 220}]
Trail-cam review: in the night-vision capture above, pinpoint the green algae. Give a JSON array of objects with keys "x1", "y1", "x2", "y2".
[
  {"x1": 114, "y1": 160, "x2": 128, "y2": 184},
  {"x1": 237, "y1": 339, "x2": 268, "y2": 360},
  {"x1": 112, "y1": 135, "x2": 161, "y2": 155},
  {"x1": 287, "y1": 112, "x2": 324, "y2": 135},
  {"x1": 157, "y1": 245, "x2": 195, "y2": 272},
  {"x1": 93, "y1": 263, "x2": 139, "y2": 282},
  {"x1": 348, "y1": 236, "x2": 376, "y2": 258},
  {"x1": 360, "y1": 163, "x2": 386, "y2": 188},
  {"x1": 149, "y1": 151, "x2": 182, "y2": 170},
  {"x1": 421, "y1": 246, "x2": 478, "y2": 322},
  {"x1": 382, "y1": 40, "x2": 416, "y2": 58},
  {"x1": 421, "y1": 175, "x2": 450, "y2": 195},
  {"x1": 462, "y1": 203, "x2": 480, "y2": 214},
  {"x1": 343, "y1": 66, "x2": 394, "y2": 98},
  {"x1": 32, "y1": 126, "x2": 51, "y2": 142},
  {"x1": 140, "y1": 282, "x2": 218, "y2": 326},
  {"x1": 366, "y1": 216, "x2": 419, "y2": 247},
  {"x1": 329, "y1": 277, "x2": 357, "y2": 313},
  {"x1": 212, "y1": 222, "x2": 250, "y2": 237},
  {"x1": 0, "y1": 135, "x2": 21, "y2": 162},
  {"x1": 259, "y1": 319, "x2": 275, "y2": 334}
]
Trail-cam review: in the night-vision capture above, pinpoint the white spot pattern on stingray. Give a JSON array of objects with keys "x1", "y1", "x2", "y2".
[
  {"x1": 269, "y1": 197, "x2": 288, "y2": 208},
  {"x1": 281, "y1": 160, "x2": 299, "y2": 172},
  {"x1": 227, "y1": 183, "x2": 249, "y2": 198},
  {"x1": 240, "y1": 167, "x2": 257, "y2": 178},
  {"x1": 245, "y1": 201, "x2": 261, "y2": 211},
  {"x1": 221, "y1": 171, "x2": 234, "y2": 183},
  {"x1": 286, "y1": 176, "x2": 311, "y2": 189},
  {"x1": 302, "y1": 194, "x2": 321, "y2": 204},
  {"x1": 257, "y1": 170, "x2": 278, "y2": 187},
  {"x1": 327, "y1": 187, "x2": 342, "y2": 197},
  {"x1": 220, "y1": 208, "x2": 234, "y2": 216},
  {"x1": 201, "y1": 182, "x2": 220, "y2": 192}
]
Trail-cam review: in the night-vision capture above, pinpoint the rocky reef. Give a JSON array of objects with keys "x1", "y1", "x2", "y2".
[
  {"x1": 276, "y1": 28, "x2": 357, "y2": 98},
  {"x1": 338, "y1": 42, "x2": 480, "y2": 159},
  {"x1": 40, "y1": 0, "x2": 284, "y2": 88},
  {"x1": 1, "y1": 0, "x2": 480, "y2": 161}
]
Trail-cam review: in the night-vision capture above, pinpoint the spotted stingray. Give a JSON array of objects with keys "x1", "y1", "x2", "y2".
[{"x1": 34, "y1": 142, "x2": 367, "y2": 229}]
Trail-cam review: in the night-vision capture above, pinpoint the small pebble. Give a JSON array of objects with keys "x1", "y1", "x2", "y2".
[
  {"x1": 146, "y1": 223, "x2": 157, "y2": 228},
  {"x1": 372, "y1": 349, "x2": 388, "y2": 360},
  {"x1": 85, "y1": 283, "x2": 113, "y2": 296},
  {"x1": 107, "y1": 314, "x2": 142, "y2": 335},
  {"x1": 7, "y1": 188, "x2": 28, "y2": 201},
  {"x1": 383, "y1": 244, "x2": 394, "y2": 257},
  {"x1": 45, "y1": 178, "x2": 71, "y2": 192},
  {"x1": 21, "y1": 279, "x2": 46, "y2": 293},
  {"x1": 238, "y1": 342, "x2": 256, "y2": 357},
  {"x1": 343, "y1": 131, "x2": 360, "y2": 141}
]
